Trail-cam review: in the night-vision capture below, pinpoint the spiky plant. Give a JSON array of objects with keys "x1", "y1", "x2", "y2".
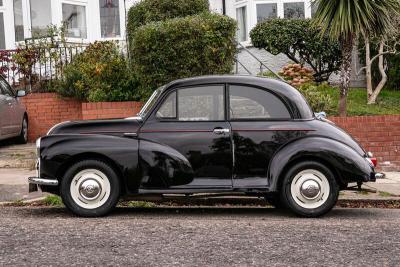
[{"x1": 312, "y1": 0, "x2": 400, "y2": 116}]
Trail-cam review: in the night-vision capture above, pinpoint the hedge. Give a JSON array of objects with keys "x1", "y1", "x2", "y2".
[
  {"x1": 127, "y1": 0, "x2": 209, "y2": 35},
  {"x1": 250, "y1": 19, "x2": 341, "y2": 82},
  {"x1": 131, "y1": 13, "x2": 237, "y2": 96}
]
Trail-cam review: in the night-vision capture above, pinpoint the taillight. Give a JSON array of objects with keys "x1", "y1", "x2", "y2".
[{"x1": 370, "y1": 157, "x2": 377, "y2": 167}]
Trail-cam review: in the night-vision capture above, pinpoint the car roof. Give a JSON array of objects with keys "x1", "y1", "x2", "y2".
[{"x1": 163, "y1": 75, "x2": 314, "y2": 120}]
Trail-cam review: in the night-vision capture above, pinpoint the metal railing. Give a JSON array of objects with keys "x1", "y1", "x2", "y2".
[
  {"x1": 0, "y1": 45, "x2": 87, "y2": 91},
  {"x1": 234, "y1": 42, "x2": 285, "y2": 81}
]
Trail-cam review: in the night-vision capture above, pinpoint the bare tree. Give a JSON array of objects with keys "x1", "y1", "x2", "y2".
[{"x1": 359, "y1": 16, "x2": 400, "y2": 104}]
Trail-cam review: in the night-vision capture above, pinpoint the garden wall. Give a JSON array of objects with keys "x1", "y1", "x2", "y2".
[
  {"x1": 21, "y1": 93, "x2": 142, "y2": 142},
  {"x1": 21, "y1": 93, "x2": 400, "y2": 171}
]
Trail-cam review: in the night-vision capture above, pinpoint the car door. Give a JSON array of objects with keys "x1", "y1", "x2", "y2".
[
  {"x1": 228, "y1": 84, "x2": 305, "y2": 188},
  {"x1": 139, "y1": 84, "x2": 233, "y2": 189},
  {"x1": 0, "y1": 79, "x2": 20, "y2": 135},
  {"x1": 0, "y1": 80, "x2": 14, "y2": 137}
]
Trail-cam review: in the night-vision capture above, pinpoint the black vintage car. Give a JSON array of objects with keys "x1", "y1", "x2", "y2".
[{"x1": 29, "y1": 76, "x2": 376, "y2": 217}]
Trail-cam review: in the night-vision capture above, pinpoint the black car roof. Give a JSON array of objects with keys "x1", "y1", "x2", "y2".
[{"x1": 164, "y1": 75, "x2": 314, "y2": 120}]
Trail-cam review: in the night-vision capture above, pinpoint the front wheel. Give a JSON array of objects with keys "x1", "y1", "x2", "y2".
[
  {"x1": 280, "y1": 161, "x2": 339, "y2": 217},
  {"x1": 61, "y1": 160, "x2": 120, "y2": 217},
  {"x1": 16, "y1": 116, "x2": 28, "y2": 144}
]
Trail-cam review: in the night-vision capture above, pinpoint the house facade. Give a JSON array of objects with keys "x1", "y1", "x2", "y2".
[{"x1": 0, "y1": 0, "x2": 364, "y2": 86}]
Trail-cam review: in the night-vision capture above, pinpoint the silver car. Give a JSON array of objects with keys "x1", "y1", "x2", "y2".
[{"x1": 0, "y1": 76, "x2": 28, "y2": 143}]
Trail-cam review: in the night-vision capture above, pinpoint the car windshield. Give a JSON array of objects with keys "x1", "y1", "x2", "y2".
[{"x1": 137, "y1": 87, "x2": 165, "y2": 118}]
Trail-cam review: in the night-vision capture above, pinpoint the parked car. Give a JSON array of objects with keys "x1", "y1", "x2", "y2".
[
  {"x1": 28, "y1": 76, "x2": 376, "y2": 217},
  {"x1": 0, "y1": 76, "x2": 28, "y2": 144}
]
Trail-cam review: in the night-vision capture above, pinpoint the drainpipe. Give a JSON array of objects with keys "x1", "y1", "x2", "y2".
[{"x1": 222, "y1": 0, "x2": 226, "y2": 15}]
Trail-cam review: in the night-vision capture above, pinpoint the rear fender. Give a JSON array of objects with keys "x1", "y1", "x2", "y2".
[{"x1": 268, "y1": 137, "x2": 373, "y2": 191}]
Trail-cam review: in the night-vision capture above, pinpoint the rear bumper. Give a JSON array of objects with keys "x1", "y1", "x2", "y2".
[{"x1": 28, "y1": 177, "x2": 59, "y2": 192}]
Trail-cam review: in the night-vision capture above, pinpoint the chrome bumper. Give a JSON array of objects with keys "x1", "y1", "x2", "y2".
[{"x1": 28, "y1": 177, "x2": 59, "y2": 192}]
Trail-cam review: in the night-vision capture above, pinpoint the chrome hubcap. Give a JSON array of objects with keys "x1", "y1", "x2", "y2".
[
  {"x1": 290, "y1": 169, "x2": 330, "y2": 209},
  {"x1": 300, "y1": 180, "x2": 321, "y2": 199},
  {"x1": 79, "y1": 179, "x2": 102, "y2": 200},
  {"x1": 70, "y1": 169, "x2": 111, "y2": 209}
]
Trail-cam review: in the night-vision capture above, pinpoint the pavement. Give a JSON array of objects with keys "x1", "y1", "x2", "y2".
[{"x1": 0, "y1": 206, "x2": 400, "y2": 266}]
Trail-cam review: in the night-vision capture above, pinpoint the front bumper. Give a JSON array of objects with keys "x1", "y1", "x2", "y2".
[{"x1": 28, "y1": 177, "x2": 59, "y2": 192}]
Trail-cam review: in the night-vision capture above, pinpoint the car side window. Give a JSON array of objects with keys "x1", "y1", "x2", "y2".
[
  {"x1": 156, "y1": 91, "x2": 177, "y2": 119},
  {"x1": 229, "y1": 85, "x2": 290, "y2": 120},
  {"x1": 0, "y1": 79, "x2": 14, "y2": 97},
  {"x1": 177, "y1": 85, "x2": 224, "y2": 121}
]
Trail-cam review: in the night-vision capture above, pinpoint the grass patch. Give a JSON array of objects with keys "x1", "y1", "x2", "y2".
[
  {"x1": 121, "y1": 201, "x2": 157, "y2": 208},
  {"x1": 379, "y1": 191, "x2": 394, "y2": 197},
  {"x1": 321, "y1": 87, "x2": 400, "y2": 116},
  {"x1": 10, "y1": 199, "x2": 27, "y2": 206},
  {"x1": 41, "y1": 195, "x2": 63, "y2": 206}
]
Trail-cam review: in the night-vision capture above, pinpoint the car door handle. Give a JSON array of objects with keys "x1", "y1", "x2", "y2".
[{"x1": 213, "y1": 128, "x2": 230, "y2": 135}]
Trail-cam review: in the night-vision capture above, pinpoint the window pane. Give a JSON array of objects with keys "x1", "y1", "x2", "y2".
[
  {"x1": 0, "y1": 0, "x2": 3, "y2": 6},
  {"x1": 311, "y1": 2, "x2": 319, "y2": 17},
  {"x1": 256, "y1": 4, "x2": 277, "y2": 22},
  {"x1": 0, "y1": 13, "x2": 5, "y2": 49},
  {"x1": 229, "y1": 85, "x2": 290, "y2": 119},
  {"x1": 178, "y1": 86, "x2": 224, "y2": 121},
  {"x1": 157, "y1": 91, "x2": 176, "y2": 118},
  {"x1": 30, "y1": 0, "x2": 51, "y2": 37},
  {"x1": 63, "y1": 4, "x2": 87, "y2": 38},
  {"x1": 99, "y1": 0, "x2": 120, "y2": 38},
  {"x1": 236, "y1": 6, "x2": 247, "y2": 42},
  {"x1": 284, "y1": 2, "x2": 305, "y2": 19},
  {"x1": 13, "y1": 0, "x2": 24, "y2": 42}
]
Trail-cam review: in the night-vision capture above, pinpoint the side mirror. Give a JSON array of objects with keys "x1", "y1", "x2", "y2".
[{"x1": 17, "y1": 90, "x2": 26, "y2": 97}]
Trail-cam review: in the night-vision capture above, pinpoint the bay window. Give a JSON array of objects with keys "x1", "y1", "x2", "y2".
[
  {"x1": 62, "y1": 3, "x2": 87, "y2": 39},
  {"x1": 30, "y1": 0, "x2": 52, "y2": 37},
  {"x1": 13, "y1": 0, "x2": 24, "y2": 42},
  {"x1": 99, "y1": 0, "x2": 120, "y2": 38},
  {"x1": 0, "y1": 13, "x2": 5, "y2": 49},
  {"x1": 284, "y1": 2, "x2": 305, "y2": 19},
  {"x1": 256, "y1": 3, "x2": 278, "y2": 22}
]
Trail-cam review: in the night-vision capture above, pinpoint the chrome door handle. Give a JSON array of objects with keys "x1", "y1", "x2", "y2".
[{"x1": 213, "y1": 128, "x2": 230, "y2": 135}]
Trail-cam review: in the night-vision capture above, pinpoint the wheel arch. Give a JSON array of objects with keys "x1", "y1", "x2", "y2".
[
  {"x1": 56, "y1": 152, "x2": 127, "y2": 194},
  {"x1": 267, "y1": 136, "x2": 372, "y2": 192}
]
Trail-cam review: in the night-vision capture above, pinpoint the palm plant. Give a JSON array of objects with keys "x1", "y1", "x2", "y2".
[{"x1": 312, "y1": 0, "x2": 400, "y2": 116}]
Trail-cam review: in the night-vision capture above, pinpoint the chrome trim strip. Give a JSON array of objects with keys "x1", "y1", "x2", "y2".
[{"x1": 28, "y1": 177, "x2": 59, "y2": 186}]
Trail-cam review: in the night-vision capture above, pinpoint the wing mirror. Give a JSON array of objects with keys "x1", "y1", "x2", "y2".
[{"x1": 17, "y1": 90, "x2": 26, "y2": 97}]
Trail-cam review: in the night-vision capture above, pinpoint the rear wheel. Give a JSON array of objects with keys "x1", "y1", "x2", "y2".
[
  {"x1": 280, "y1": 161, "x2": 339, "y2": 217},
  {"x1": 61, "y1": 160, "x2": 120, "y2": 217},
  {"x1": 16, "y1": 116, "x2": 28, "y2": 144}
]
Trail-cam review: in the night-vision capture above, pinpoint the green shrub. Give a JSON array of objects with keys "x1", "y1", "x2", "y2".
[
  {"x1": 250, "y1": 19, "x2": 341, "y2": 82},
  {"x1": 57, "y1": 41, "x2": 139, "y2": 102},
  {"x1": 127, "y1": 0, "x2": 209, "y2": 35},
  {"x1": 131, "y1": 13, "x2": 237, "y2": 96},
  {"x1": 298, "y1": 83, "x2": 334, "y2": 113}
]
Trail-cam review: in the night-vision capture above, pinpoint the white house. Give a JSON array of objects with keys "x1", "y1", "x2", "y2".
[{"x1": 0, "y1": 0, "x2": 363, "y2": 85}]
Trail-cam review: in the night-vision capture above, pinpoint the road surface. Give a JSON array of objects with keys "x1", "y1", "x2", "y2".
[{"x1": 0, "y1": 207, "x2": 399, "y2": 266}]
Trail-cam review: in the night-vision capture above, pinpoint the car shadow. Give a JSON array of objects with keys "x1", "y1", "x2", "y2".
[{"x1": 15, "y1": 205, "x2": 391, "y2": 220}]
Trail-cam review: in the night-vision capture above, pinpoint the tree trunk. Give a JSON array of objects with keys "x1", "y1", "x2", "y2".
[
  {"x1": 339, "y1": 35, "x2": 354, "y2": 117},
  {"x1": 368, "y1": 41, "x2": 387, "y2": 104},
  {"x1": 365, "y1": 36, "x2": 373, "y2": 99}
]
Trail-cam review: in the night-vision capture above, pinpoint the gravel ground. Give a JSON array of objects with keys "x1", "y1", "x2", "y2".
[{"x1": 0, "y1": 207, "x2": 400, "y2": 266}]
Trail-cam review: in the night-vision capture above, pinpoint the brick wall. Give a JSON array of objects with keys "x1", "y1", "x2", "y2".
[
  {"x1": 20, "y1": 93, "x2": 400, "y2": 171},
  {"x1": 330, "y1": 115, "x2": 400, "y2": 171},
  {"x1": 21, "y1": 93, "x2": 142, "y2": 142}
]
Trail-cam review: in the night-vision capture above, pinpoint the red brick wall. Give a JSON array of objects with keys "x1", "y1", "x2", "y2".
[
  {"x1": 21, "y1": 93, "x2": 142, "y2": 142},
  {"x1": 21, "y1": 93, "x2": 82, "y2": 142},
  {"x1": 330, "y1": 115, "x2": 400, "y2": 171},
  {"x1": 21, "y1": 93, "x2": 400, "y2": 171},
  {"x1": 82, "y1": 102, "x2": 142, "y2": 120}
]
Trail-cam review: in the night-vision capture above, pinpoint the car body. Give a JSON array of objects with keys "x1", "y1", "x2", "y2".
[
  {"x1": 29, "y1": 75, "x2": 376, "y2": 217},
  {"x1": 0, "y1": 76, "x2": 28, "y2": 143}
]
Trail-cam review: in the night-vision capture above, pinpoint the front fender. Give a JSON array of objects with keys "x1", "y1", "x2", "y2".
[
  {"x1": 40, "y1": 134, "x2": 140, "y2": 193},
  {"x1": 268, "y1": 137, "x2": 374, "y2": 191}
]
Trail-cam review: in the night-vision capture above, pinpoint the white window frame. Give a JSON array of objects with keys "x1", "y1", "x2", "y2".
[
  {"x1": 96, "y1": 0, "x2": 125, "y2": 41},
  {"x1": 58, "y1": 0, "x2": 89, "y2": 43},
  {"x1": 234, "y1": 0, "x2": 312, "y2": 46}
]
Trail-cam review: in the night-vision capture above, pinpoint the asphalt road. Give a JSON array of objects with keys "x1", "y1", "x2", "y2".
[{"x1": 0, "y1": 207, "x2": 399, "y2": 266}]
